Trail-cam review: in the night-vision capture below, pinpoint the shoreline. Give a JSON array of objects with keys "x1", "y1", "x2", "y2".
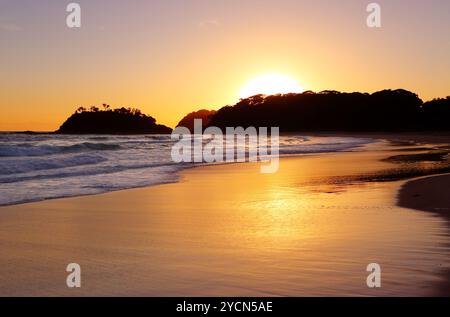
[
  {"x1": 0, "y1": 135, "x2": 376, "y2": 208},
  {"x1": 3, "y1": 140, "x2": 449, "y2": 217},
  {"x1": 2, "y1": 133, "x2": 449, "y2": 208},
  {"x1": 398, "y1": 173, "x2": 450, "y2": 221}
]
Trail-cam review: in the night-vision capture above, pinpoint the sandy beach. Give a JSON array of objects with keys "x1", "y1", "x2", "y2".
[{"x1": 0, "y1": 139, "x2": 449, "y2": 296}]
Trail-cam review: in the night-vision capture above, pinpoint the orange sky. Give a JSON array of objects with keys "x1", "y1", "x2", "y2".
[{"x1": 1, "y1": 0, "x2": 449, "y2": 131}]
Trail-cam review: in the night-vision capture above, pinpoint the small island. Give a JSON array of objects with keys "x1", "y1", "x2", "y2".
[{"x1": 56, "y1": 105, "x2": 172, "y2": 134}]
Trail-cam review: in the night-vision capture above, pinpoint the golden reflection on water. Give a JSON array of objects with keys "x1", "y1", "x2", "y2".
[{"x1": 133, "y1": 153, "x2": 447, "y2": 297}]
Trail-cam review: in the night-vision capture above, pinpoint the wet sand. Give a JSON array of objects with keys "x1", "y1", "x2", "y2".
[
  {"x1": 398, "y1": 174, "x2": 450, "y2": 217},
  {"x1": 0, "y1": 140, "x2": 449, "y2": 296},
  {"x1": 397, "y1": 174, "x2": 450, "y2": 296}
]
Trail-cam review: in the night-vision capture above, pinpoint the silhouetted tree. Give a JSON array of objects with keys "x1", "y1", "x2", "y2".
[
  {"x1": 202, "y1": 89, "x2": 449, "y2": 132},
  {"x1": 76, "y1": 107, "x2": 86, "y2": 114}
]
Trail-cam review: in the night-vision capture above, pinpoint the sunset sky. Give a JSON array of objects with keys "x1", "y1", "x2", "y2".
[{"x1": 1, "y1": 0, "x2": 449, "y2": 131}]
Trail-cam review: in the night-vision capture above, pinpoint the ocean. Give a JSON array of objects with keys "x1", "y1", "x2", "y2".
[{"x1": 0, "y1": 133, "x2": 371, "y2": 206}]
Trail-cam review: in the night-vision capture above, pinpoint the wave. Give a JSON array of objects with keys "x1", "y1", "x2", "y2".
[
  {"x1": 0, "y1": 154, "x2": 108, "y2": 176},
  {"x1": 0, "y1": 161, "x2": 183, "y2": 184},
  {"x1": 0, "y1": 142, "x2": 122, "y2": 157},
  {"x1": 0, "y1": 164, "x2": 183, "y2": 207},
  {"x1": 278, "y1": 138, "x2": 371, "y2": 155}
]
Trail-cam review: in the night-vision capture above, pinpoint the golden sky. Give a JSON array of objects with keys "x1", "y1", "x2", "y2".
[{"x1": 1, "y1": 0, "x2": 449, "y2": 131}]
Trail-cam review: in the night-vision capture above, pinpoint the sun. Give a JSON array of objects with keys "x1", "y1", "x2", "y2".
[{"x1": 240, "y1": 74, "x2": 304, "y2": 99}]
